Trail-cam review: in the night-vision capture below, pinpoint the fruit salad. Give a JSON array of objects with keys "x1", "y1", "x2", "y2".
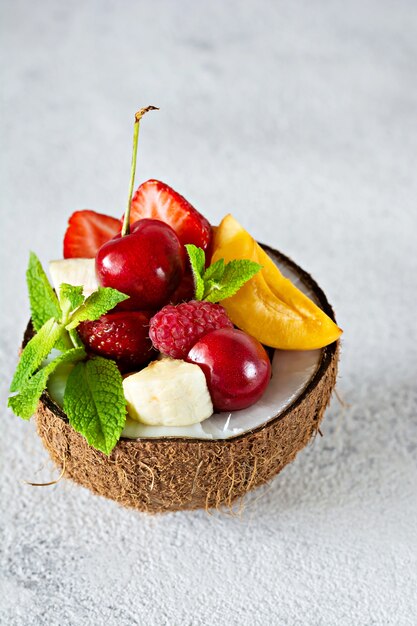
[{"x1": 8, "y1": 108, "x2": 342, "y2": 455}]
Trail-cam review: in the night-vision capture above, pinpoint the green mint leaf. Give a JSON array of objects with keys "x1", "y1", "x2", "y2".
[
  {"x1": 204, "y1": 259, "x2": 262, "y2": 303},
  {"x1": 26, "y1": 252, "x2": 61, "y2": 331},
  {"x1": 10, "y1": 319, "x2": 64, "y2": 393},
  {"x1": 66, "y1": 287, "x2": 129, "y2": 330},
  {"x1": 59, "y1": 283, "x2": 85, "y2": 320},
  {"x1": 203, "y1": 258, "x2": 225, "y2": 283},
  {"x1": 8, "y1": 348, "x2": 86, "y2": 420},
  {"x1": 185, "y1": 244, "x2": 205, "y2": 275},
  {"x1": 186, "y1": 245, "x2": 262, "y2": 303},
  {"x1": 185, "y1": 244, "x2": 205, "y2": 300},
  {"x1": 202, "y1": 258, "x2": 226, "y2": 300},
  {"x1": 68, "y1": 329, "x2": 84, "y2": 349},
  {"x1": 63, "y1": 357, "x2": 126, "y2": 455},
  {"x1": 202, "y1": 279, "x2": 217, "y2": 300}
]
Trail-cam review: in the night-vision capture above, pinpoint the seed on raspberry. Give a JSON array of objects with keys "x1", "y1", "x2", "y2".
[{"x1": 149, "y1": 300, "x2": 233, "y2": 359}]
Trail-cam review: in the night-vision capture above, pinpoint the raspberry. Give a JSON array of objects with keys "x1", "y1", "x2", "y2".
[{"x1": 149, "y1": 300, "x2": 234, "y2": 359}]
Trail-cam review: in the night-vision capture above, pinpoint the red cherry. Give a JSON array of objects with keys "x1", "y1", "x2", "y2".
[
  {"x1": 186, "y1": 328, "x2": 271, "y2": 411},
  {"x1": 169, "y1": 269, "x2": 195, "y2": 304},
  {"x1": 96, "y1": 219, "x2": 184, "y2": 310},
  {"x1": 77, "y1": 310, "x2": 155, "y2": 373}
]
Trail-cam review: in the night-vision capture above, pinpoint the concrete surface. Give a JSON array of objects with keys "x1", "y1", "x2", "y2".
[{"x1": 1, "y1": 1, "x2": 416, "y2": 624}]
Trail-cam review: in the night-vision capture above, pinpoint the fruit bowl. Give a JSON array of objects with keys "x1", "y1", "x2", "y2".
[
  {"x1": 10, "y1": 108, "x2": 341, "y2": 514},
  {"x1": 31, "y1": 244, "x2": 339, "y2": 514}
]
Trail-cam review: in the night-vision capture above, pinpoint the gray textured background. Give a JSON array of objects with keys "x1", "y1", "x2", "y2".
[{"x1": 1, "y1": 1, "x2": 417, "y2": 624}]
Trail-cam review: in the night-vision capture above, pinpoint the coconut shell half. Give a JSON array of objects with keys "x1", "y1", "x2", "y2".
[{"x1": 30, "y1": 245, "x2": 339, "y2": 514}]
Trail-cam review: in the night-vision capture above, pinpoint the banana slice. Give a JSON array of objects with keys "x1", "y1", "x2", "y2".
[
  {"x1": 49, "y1": 258, "x2": 98, "y2": 297},
  {"x1": 123, "y1": 358, "x2": 213, "y2": 426}
]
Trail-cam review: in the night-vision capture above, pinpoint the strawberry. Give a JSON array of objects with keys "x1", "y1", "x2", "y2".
[
  {"x1": 77, "y1": 311, "x2": 155, "y2": 373},
  {"x1": 128, "y1": 180, "x2": 212, "y2": 251},
  {"x1": 63, "y1": 210, "x2": 121, "y2": 258}
]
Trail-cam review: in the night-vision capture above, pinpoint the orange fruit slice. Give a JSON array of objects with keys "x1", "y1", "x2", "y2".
[{"x1": 212, "y1": 214, "x2": 342, "y2": 350}]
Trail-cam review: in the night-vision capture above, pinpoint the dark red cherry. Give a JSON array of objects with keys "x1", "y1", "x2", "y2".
[
  {"x1": 187, "y1": 328, "x2": 271, "y2": 411},
  {"x1": 96, "y1": 219, "x2": 184, "y2": 311}
]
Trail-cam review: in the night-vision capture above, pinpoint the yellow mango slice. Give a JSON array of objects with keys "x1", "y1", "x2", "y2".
[{"x1": 212, "y1": 214, "x2": 342, "y2": 350}]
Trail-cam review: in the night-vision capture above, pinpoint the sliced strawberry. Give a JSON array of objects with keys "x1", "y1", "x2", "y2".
[
  {"x1": 63, "y1": 210, "x2": 121, "y2": 259},
  {"x1": 128, "y1": 180, "x2": 212, "y2": 251}
]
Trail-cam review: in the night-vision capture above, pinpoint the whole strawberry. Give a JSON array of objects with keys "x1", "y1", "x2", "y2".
[
  {"x1": 149, "y1": 301, "x2": 233, "y2": 359},
  {"x1": 78, "y1": 311, "x2": 155, "y2": 373}
]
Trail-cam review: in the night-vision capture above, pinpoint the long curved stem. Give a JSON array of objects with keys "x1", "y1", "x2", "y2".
[{"x1": 121, "y1": 106, "x2": 159, "y2": 237}]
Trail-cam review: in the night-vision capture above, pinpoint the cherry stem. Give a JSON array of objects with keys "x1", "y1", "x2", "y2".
[{"x1": 121, "y1": 106, "x2": 159, "y2": 237}]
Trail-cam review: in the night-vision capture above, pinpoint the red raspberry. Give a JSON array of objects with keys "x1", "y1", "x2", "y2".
[{"x1": 149, "y1": 301, "x2": 233, "y2": 359}]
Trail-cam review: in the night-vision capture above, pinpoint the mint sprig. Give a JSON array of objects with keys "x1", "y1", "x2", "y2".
[
  {"x1": 10, "y1": 319, "x2": 64, "y2": 393},
  {"x1": 9, "y1": 348, "x2": 86, "y2": 420},
  {"x1": 187, "y1": 245, "x2": 205, "y2": 300},
  {"x1": 27, "y1": 252, "x2": 61, "y2": 331},
  {"x1": 63, "y1": 357, "x2": 127, "y2": 456},
  {"x1": 10, "y1": 255, "x2": 128, "y2": 394},
  {"x1": 59, "y1": 283, "x2": 85, "y2": 318},
  {"x1": 8, "y1": 254, "x2": 130, "y2": 454},
  {"x1": 185, "y1": 244, "x2": 262, "y2": 303},
  {"x1": 66, "y1": 288, "x2": 130, "y2": 329}
]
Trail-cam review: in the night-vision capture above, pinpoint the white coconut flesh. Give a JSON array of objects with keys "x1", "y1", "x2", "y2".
[{"x1": 46, "y1": 251, "x2": 322, "y2": 440}]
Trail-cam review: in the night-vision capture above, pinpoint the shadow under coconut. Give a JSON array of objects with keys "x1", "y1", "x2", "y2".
[{"x1": 235, "y1": 378, "x2": 417, "y2": 522}]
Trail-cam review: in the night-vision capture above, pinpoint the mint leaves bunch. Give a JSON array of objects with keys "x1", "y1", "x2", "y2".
[
  {"x1": 185, "y1": 244, "x2": 262, "y2": 303},
  {"x1": 8, "y1": 253, "x2": 128, "y2": 455}
]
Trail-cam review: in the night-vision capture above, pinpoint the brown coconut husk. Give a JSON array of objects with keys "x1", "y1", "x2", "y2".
[{"x1": 29, "y1": 245, "x2": 340, "y2": 514}]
